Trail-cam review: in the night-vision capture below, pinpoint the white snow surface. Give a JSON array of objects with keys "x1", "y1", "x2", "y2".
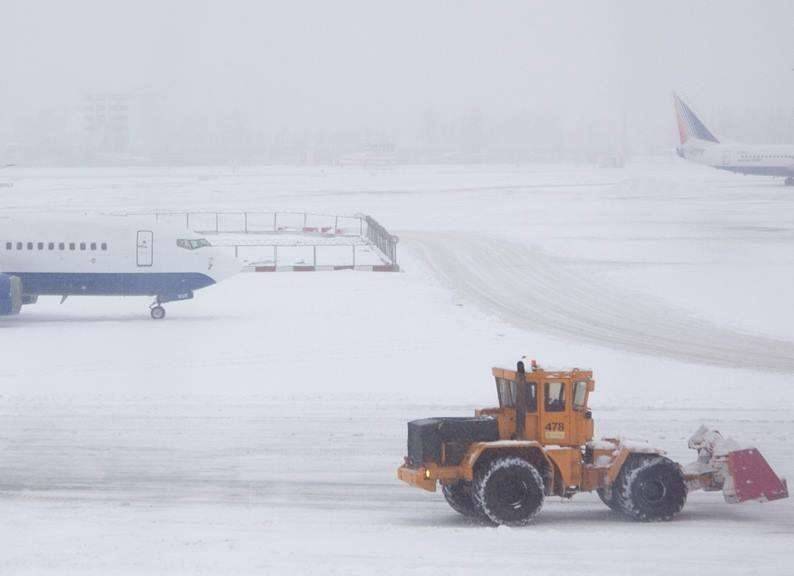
[{"x1": 1, "y1": 160, "x2": 793, "y2": 574}]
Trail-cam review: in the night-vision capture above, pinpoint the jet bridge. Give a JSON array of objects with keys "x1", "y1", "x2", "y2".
[{"x1": 129, "y1": 210, "x2": 399, "y2": 272}]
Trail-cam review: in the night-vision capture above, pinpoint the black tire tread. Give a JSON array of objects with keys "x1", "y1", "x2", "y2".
[
  {"x1": 442, "y1": 481, "x2": 479, "y2": 517},
  {"x1": 615, "y1": 456, "x2": 687, "y2": 522},
  {"x1": 472, "y1": 456, "x2": 544, "y2": 526}
]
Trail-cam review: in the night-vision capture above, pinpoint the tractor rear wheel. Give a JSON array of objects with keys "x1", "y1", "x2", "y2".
[
  {"x1": 615, "y1": 456, "x2": 687, "y2": 521},
  {"x1": 442, "y1": 481, "x2": 479, "y2": 517},
  {"x1": 473, "y1": 456, "x2": 544, "y2": 526}
]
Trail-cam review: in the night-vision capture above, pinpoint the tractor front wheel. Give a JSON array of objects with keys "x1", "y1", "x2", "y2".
[
  {"x1": 597, "y1": 487, "x2": 621, "y2": 511},
  {"x1": 473, "y1": 456, "x2": 544, "y2": 526},
  {"x1": 442, "y1": 481, "x2": 479, "y2": 518},
  {"x1": 615, "y1": 456, "x2": 687, "y2": 521}
]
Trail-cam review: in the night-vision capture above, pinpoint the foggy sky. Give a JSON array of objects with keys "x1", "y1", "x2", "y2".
[{"x1": 2, "y1": 0, "x2": 794, "y2": 162}]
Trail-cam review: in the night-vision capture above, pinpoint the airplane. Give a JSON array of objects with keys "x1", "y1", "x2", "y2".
[
  {"x1": 0, "y1": 216, "x2": 241, "y2": 319},
  {"x1": 673, "y1": 92, "x2": 794, "y2": 185}
]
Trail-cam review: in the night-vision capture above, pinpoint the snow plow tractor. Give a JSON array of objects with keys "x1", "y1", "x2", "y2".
[{"x1": 397, "y1": 360, "x2": 788, "y2": 526}]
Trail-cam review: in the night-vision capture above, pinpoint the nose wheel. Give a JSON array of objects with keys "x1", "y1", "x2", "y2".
[{"x1": 149, "y1": 301, "x2": 166, "y2": 320}]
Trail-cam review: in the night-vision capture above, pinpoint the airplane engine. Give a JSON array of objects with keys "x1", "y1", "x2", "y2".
[{"x1": 0, "y1": 273, "x2": 23, "y2": 315}]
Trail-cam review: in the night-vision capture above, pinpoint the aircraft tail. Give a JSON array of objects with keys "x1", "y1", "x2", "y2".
[{"x1": 673, "y1": 93, "x2": 719, "y2": 144}]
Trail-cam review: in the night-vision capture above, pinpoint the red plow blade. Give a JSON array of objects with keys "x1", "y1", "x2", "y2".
[{"x1": 726, "y1": 448, "x2": 789, "y2": 503}]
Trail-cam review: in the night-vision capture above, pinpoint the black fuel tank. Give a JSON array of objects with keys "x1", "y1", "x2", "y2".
[{"x1": 406, "y1": 416, "x2": 499, "y2": 467}]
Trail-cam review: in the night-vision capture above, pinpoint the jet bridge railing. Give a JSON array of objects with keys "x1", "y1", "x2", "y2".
[
  {"x1": 121, "y1": 210, "x2": 399, "y2": 272},
  {"x1": 147, "y1": 210, "x2": 363, "y2": 237}
]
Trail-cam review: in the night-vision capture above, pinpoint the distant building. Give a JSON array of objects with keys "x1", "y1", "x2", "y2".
[
  {"x1": 82, "y1": 93, "x2": 131, "y2": 157},
  {"x1": 337, "y1": 140, "x2": 397, "y2": 167}
]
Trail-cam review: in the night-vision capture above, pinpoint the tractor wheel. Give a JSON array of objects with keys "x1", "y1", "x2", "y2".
[
  {"x1": 442, "y1": 481, "x2": 479, "y2": 518},
  {"x1": 615, "y1": 456, "x2": 687, "y2": 521},
  {"x1": 473, "y1": 456, "x2": 544, "y2": 526},
  {"x1": 596, "y1": 487, "x2": 621, "y2": 511},
  {"x1": 605, "y1": 453, "x2": 655, "y2": 511}
]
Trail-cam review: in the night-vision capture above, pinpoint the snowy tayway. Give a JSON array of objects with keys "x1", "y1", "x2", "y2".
[{"x1": 1, "y1": 161, "x2": 793, "y2": 574}]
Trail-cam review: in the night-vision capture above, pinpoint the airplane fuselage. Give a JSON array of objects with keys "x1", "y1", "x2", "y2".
[
  {"x1": 678, "y1": 139, "x2": 794, "y2": 178},
  {"x1": 0, "y1": 216, "x2": 240, "y2": 317}
]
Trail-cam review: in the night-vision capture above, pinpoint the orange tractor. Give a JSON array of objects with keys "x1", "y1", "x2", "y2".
[{"x1": 397, "y1": 360, "x2": 788, "y2": 526}]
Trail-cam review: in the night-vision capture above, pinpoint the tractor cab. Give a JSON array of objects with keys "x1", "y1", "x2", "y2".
[{"x1": 477, "y1": 360, "x2": 595, "y2": 447}]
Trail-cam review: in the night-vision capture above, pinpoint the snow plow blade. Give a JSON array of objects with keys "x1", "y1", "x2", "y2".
[
  {"x1": 725, "y1": 448, "x2": 789, "y2": 503},
  {"x1": 685, "y1": 426, "x2": 788, "y2": 504}
]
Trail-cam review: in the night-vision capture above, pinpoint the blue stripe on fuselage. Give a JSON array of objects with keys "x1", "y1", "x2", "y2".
[
  {"x1": 7, "y1": 272, "x2": 215, "y2": 296},
  {"x1": 717, "y1": 165, "x2": 794, "y2": 177}
]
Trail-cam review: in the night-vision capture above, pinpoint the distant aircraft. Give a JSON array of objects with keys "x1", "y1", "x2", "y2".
[
  {"x1": 0, "y1": 217, "x2": 241, "y2": 319},
  {"x1": 673, "y1": 93, "x2": 794, "y2": 185}
]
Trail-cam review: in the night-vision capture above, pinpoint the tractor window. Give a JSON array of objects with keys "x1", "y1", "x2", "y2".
[
  {"x1": 573, "y1": 381, "x2": 588, "y2": 410},
  {"x1": 496, "y1": 378, "x2": 537, "y2": 412},
  {"x1": 496, "y1": 378, "x2": 516, "y2": 407},
  {"x1": 544, "y1": 382, "x2": 566, "y2": 412},
  {"x1": 526, "y1": 383, "x2": 537, "y2": 412}
]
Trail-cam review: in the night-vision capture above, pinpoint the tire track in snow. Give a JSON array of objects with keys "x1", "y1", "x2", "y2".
[{"x1": 405, "y1": 232, "x2": 794, "y2": 373}]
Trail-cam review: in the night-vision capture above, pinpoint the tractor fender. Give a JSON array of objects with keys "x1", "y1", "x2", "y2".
[
  {"x1": 462, "y1": 441, "x2": 557, "y2": 491},
  {"x1": 605, "y1": 444, "x2": 666, "y2": 486}
]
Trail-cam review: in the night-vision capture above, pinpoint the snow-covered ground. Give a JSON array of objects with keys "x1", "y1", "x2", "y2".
[{"x1": 1, "y1": 160, "x2": 792, "y2": 574}]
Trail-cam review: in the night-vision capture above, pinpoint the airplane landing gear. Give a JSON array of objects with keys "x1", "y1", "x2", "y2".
[
  {"x1": 148, "y1": 292, "x2": 191, "y2": 319},
  {"x1": 149, "y1": 298, "x2": 166, "y2": 320},
  {"x1": 785, "y1": 177, "x2": 794, "y2": 186}
]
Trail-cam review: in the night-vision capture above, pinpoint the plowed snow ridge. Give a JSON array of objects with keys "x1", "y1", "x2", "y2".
[{"x1": 407, "y1": 232, "x2": 794, "y2": 373}]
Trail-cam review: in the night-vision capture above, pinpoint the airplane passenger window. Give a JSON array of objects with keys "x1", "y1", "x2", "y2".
[
  {"x1": 59, "y1": 243, "x2": 65, "y2": 250},
  {"x1": 80, "y1": 243, "x2": 86, "y2": 251},
  {"x1": 90, "y1": 243, "x2": 97, "y2": 250},
  {"x1": 16, "y1": 242, "x2": 22, "y2": 250},
  {"x1": 48, "y1": 243, "x2": 54, "y2": 250},
  {"x1": 37, "y1": 242, "x2": 44, "y2": 250},
  {"x1": 5, "y1": 242, "x2": 10, "y2": 250},
  {"x1": 101, "y1": 243, "x2": 107, "y2": 251},
  {"x1": 27, "y1": 242, "x2": 33, "y2": 250},
  {"x1": 69, "y1": 243, "x2": 75, "y2": 250}
]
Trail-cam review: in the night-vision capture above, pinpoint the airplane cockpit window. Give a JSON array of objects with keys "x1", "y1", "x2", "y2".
[{"x1": 177, "y1": 238, "x2": 212, "y2": 250}]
